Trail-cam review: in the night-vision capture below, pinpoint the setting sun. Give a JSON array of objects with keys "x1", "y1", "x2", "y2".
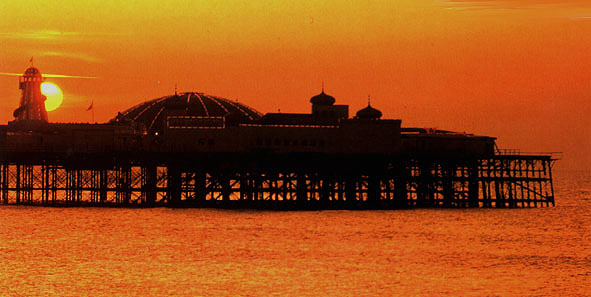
[{"x1": 41, "y1": 82, "x2": 63, "y2": 111}]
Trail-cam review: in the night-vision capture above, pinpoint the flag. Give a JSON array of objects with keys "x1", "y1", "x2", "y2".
[{"x1": 86, "y1": 101, "x2": 94, "y2": 111}]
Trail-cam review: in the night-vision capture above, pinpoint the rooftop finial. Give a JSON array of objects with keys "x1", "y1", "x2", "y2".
[
  {"x1": 29, "y1": 56, "x2": 34, "y2": 67},
  {"x1": 174, "y1": 84, "x2": 178, "y2": 96},
  {"x1": 368, "y1": 95, "x2": 371, "y2": 106},
  {"x1": 321, "y1": 81, "x2": 325, "y2": 93}
]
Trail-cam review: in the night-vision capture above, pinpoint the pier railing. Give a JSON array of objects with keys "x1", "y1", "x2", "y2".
[{"x1": 496, "y1": 148, "x2": 562, "y2": 159}]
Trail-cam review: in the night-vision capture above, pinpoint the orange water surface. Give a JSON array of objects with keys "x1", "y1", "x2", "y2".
[{"x1": 0, "y1": 170, "x2": 589, "y2": 296}]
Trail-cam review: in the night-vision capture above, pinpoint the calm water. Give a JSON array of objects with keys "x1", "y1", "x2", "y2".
[{"x1": 0, "y1": 170, "x2": 589, "y2": 297}]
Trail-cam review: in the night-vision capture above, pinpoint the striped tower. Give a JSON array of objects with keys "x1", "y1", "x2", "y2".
[{"x1": 13, "y1": 66, "x2": 48, "y2": 122}]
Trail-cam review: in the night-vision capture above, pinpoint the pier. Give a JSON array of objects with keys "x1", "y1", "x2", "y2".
[{"x1": 0, "y1": 66, "x2": 557, "y2": 209}]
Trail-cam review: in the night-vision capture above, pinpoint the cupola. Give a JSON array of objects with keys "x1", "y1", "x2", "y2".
[{"x1": 355, "y1": 98, "x2": 382, "y2": 120}]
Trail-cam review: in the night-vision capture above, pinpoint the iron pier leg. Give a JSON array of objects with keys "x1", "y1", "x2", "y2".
[
  {"x1": 320, "y1": 173, "x2": 332, "y2": 208},
  {"x1": 221, "y1": 174, "x2": 231, "y2": 202},
  {"x1": 345, "y1": 175, "x2": 357, "y2": 208},
  {"x1": 442, "y1": 162, "x2": 455, "y2": 207},
  {"x1": 194, "y1": 171, "x2": 206, "y2": 202},
  {"x1": 167, "y1": 165, "x2": 181, "y2": 205},
  {"x1": 99, "y1": 169, "x2": 107, "y2": 204},
  {"x1": 367, "y1": 174, "x2": 380, "y2": 208},
  {"x1": 468, "y1": 161, "x2": 480, "y2": 208},
  {"x1": 547, "y1": 160, "x2": 555, "y2": 207},
  {"x1": 145, "y1": 165, "x2": 157, "y2": 205},
  {"x1": 16, "y1": 165, "x2": 21, "y2": 205},
  {"x1": 296, "y1": 172, "x2": 307, "y2": 208},
  {"x1": 0, "y1": 163, "x2": 7, "y2": 204},
  {"x1": 393, "y1": 164, "x2": 409, "y2": 207}
]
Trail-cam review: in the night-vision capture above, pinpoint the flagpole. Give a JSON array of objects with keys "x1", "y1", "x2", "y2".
[{"x1": 87, "y1": 101, "x2": 94, "y2": 123}]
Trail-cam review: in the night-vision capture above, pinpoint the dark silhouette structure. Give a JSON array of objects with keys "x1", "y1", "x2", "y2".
[
  {"x1": 0, "y1": 66, "x2": 557, "y2": 208},
  {"x1": 13, "y1": 67, "x2": 48, "y2": 122}
]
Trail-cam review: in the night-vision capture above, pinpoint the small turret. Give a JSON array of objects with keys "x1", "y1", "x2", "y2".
[
  {"x1": 310, "y1": 90, "x2": 336, "y2": 106},
  {"x1": 355, "y1": 97, "x2": 382, "y2": 120},
  {"x1": 309, "y1": 87, "x2": 348, "y2": 120}
]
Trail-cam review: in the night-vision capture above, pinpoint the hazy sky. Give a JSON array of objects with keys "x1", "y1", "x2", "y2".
[{"x1": 0, "y1": 0, "x2": 589, "y2": 169}]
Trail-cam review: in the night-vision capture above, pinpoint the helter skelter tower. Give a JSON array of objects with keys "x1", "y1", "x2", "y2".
[{"x1": 13, "y1": 66, "x2": 48, "y2": 122}]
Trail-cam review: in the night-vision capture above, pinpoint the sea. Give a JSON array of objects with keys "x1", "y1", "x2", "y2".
[{"x1": 0, "y1": 170, "x2": 589, "y2": 297}]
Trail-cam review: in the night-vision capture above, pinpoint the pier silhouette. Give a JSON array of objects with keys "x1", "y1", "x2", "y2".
[{"x1": 0, "y1": 66, "x2": 556, "y2": 208}]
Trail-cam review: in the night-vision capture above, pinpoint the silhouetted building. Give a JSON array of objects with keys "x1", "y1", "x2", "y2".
[
  {"x1": 0, "y1": 65, "x2": 556, "y2": 208},
  {"x1": 13, "y1": 67, "x2": 48, "y2": 122}
]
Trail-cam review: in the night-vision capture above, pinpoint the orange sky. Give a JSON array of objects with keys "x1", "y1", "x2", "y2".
[{"x1": 1, "y1": 0, "x2": 590, "y2": 169}]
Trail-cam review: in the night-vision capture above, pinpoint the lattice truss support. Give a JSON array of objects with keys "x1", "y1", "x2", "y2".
[{"x1": 0, "y1": 156, "x2": 555, "y2": 208}]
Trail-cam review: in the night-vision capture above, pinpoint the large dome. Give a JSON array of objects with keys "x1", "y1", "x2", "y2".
[{"x1": 112, "y1": 92, "x2": 262, "y2": 133}]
